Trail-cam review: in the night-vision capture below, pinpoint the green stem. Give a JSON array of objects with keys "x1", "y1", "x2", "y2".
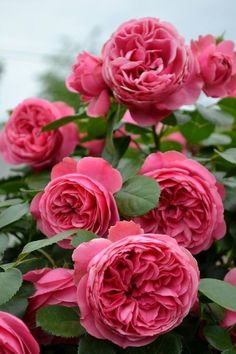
[
  {"x1": 37, "y1": 249, "x2": 56, "y2": 267},
  {"x1": 152, "y1": 125, "x2": 160, "y2": 150}
]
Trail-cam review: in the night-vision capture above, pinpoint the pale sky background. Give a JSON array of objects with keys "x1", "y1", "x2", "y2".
[{"x1": 0, "y1": 0, "x2": 236, "y2": 121}]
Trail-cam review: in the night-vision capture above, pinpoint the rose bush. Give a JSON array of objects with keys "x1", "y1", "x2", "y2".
[{"x1": 0, "y1": 15, "x2": 236, "y2": 354}]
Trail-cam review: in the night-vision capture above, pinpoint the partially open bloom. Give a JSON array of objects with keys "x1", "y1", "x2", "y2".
[
  {"x1": 31, "y1": 157, "x2": 122, "y2": 248},
  {"x1": 66, "y1": 52, "x2": 110, "y2": 117},
  {"x1": 73, "y1": 220, "x2": 199, "y2": 348},
  {"x1": 102, "y1": 17, "x2": 202, "y2": 126},
  {"x1": 0, "y1": 311, "x2": 40, "y2": 353},
  {"x1": 192, "y1": 35, "x2": 236, "y2": 97},
  {"x1": 0, "y1": 98, "x2": 78, "y2": 169},
  {"x1": 23, "y1": 268, "x2": 77, "y2": 345},
  {"x1": 134, "y1": 151, "x2": 226, "y2": 254}
]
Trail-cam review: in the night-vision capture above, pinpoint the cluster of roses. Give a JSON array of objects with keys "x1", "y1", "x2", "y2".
[{"x1": 0, "y1": 17, "x2": 236, "y2": 352}]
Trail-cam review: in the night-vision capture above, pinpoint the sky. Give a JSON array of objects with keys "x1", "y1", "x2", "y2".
[{"x1": 0, "y1": 0, "x2": 236, "y2": 120}]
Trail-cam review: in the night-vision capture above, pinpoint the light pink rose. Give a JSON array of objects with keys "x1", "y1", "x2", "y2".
[
  {"x1": 23, "y1": 268, "x2": 77, "y2": 345},
  {"x1": 31, "y1": 157, "x2": 122, "y2": 248},
  {"x1": 134, "y1": 151, "x2": 226, "y2": 254},
  {"x1": 73, "y1": 220, "x2": 199, "y2": 348},
  {"x1": 221, "y1": 268, "x2": 236, "y2": 343},
  {"x1": 0, "y1": 98, "x2": 78, "y2": 170},
  {"x1": 0, "y1": 311, "x2": 40, "y2": 353},
  {"x1": 66, "y1": 52, "x2": 110, "y2": 117},
  {"x1": 102, "y1": 17, "x2": 202, "y2": 126},
  {"x1": 191, "y1": 35, "x2": 236, "y2": 97}
]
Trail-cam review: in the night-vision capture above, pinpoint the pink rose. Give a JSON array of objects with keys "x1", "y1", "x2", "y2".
[
  {"x1": 73, "y1": 220, "x2": 199, "y2": 348},
  {"x1": 134, "y1": 151, "x2": 226, "y2": 254},
  {"x1": 0, "y1": 311, "x2": 40, "y2": 353},
  {"x1": 31, "y1": 157, "x2": 122, "y2": 248},
  {"x1": 0, "y1": 98, "x2": 78, "y2": 170},
  {"x1": 66, "y1": 52, "x2": 110, "y2": 117},
  {"x1": 23, "y1": 268, "x2": 77, "y2": 345},
  {"x1": 191, "y1": 35, "x2": 236, "y2": 97},
  {"x1": 102, "y1": 17, "x2": 202, "y2": 126},
  {"x1": 221, "y1": 268, "x2": 236, "y2": 343}
]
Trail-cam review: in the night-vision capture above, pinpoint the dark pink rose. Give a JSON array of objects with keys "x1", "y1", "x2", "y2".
[
  {"x1": 31, "y1": 157, "x2": 122, "y2": 248},
  {"x1": 134, "y1": 151, "x2": 226, "y2": 254},
  {"x1": 221, "y1": 268, "x2": 236, "y2": 343},
  {"x1": 73, "y1": 220, "x2": 199, "y2": 348},
  {"x1": 102, "y1": 17, "x2": 202, "y2": 126},
  {"x1": 191, "y1": 35, "x2": 236, "y2": 97},
  {"x1": 66, "y1": 52, "x2": 110, "y2": 117},
  {"x1": 0, "y1": 98, "x2": 78, "y2": 170},
  {"x1": 0, "y1": 311, "x2": 40, "y2": 353},
  {"x1": 23, "y1": 268, "x2": 77, "y2": 345}
]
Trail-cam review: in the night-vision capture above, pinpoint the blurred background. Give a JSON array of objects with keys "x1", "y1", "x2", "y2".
[{"x1": 0, "y1": 0, "x2": 236, "y2": 175}]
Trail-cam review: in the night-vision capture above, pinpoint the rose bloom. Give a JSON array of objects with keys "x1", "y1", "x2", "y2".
[
  {"x1": 73, "y1": 220, "x2": 199, "y2": 348},
  {"x1": 0, "y1": 311, "x2": 40, "y2": 353},
  {"x1": 23, "y1": 268, "x2": 77, "y2": 345},
  {"x1": 0, "y1": 98, "x2": 78, "y2": 170},
  {"x1": 31, "y1": 156, "x2": 122, "y2": 248},
  {"x1": 134, "y1": 151, "x2": 226, "y2": 254},
  {"x1": 191, "y1": 35, "x2": 236, "y2": 97},
  {"x1": 66, "y1": 52, "x2": 110, "y2": 117},
  {"x1": 221, "y1": 268, "x2": 236, "y2": 343},
  {"x1": 102, "y1": 17, "x2": 202, "y2": 126}
]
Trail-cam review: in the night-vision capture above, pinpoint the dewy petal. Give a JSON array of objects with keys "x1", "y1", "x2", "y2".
[
  {"x1": 76, "y1": 157, "x2": 122, "y2": 193},
  {"x1": 51, "y1": 157, "x2": 78, "y2": 179},
  {"x1": 87, "y1": 89, "x2": 110, "y2": 117},
  {"x1": 108, "y1": 221, "x2": 144, "y2": 242}
]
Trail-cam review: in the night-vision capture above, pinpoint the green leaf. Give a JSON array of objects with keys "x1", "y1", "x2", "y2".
[
  {"x1": 222, "y1": 350, "x2": 236, "y2": 354},
  {"x1": 0, "y1": 234, "x2": 9, "y2": 256},
  {"x1": 163, "y1": 112, "x2": 191, "y2": 126},
  {"x1": 199, "y1": 278, "x2": 236, "y2": 311},
  {"x1": 224, "y1": 187, "x2": 236, "y2": 211},
  {"x1": 25, "y1": 172, "x2": 50, "y2": 190},
  {"x1": 87, "y1": 118, "x2": 107, "y2": 139},
  {"x1": 203, "y1": 325, "x2": 233, "y2": 351},
  {"x1": 0, "y1": 282, "x2": 35, "y2": 318},
  {"x1": 0, "y1": 268, "x2": 22, "y2": 305},
  {"x1": 125, "y1": 123, "x2": 151, "y2": 135},
  {"x1": 37, "y1": 305, "x2": 84, "y2": 338},
  {"x1": 218, "y1": 97, "x2": 236, "y2": 119},
  {"x1": 215, "y1": 148, "x2": 236, "y2": 164},
  {"x1": 0, "y1": 202, "x2": 29, "y2": 229},
  {"x1": 118, "y1": 157, "x2": 144, "y2": 182},
  {"x1": 0, "y1": 198, "x2": 23, "y2": 208},
  {"x1": 21, "y1": 229, "x2": 78, "y2": 255},
  {"x1": 202, "y1": 133, "x2": 232, "y2": 146},
  {"x1": 42, "y1": 110, "x2": 85, "y2": 132},
  {"x1": 197, "y1": 104, "x2": 234, "y2": 127},
  {"x1": 153, "y1": 332, "x2": 183, "y2": 354},
  {"x1": 78, "y1": 335, "x2": 116, "y2": 354},
  {"x1": 71, "y1": 230, "x2": 97, "y2": 247},
  {"x1": 180, "y1": 112, "x2": 214, "y2": 143},
  {"x1": 102, "y1": 105, "x2": 129, "y2": 167},
  {"x1": 159, "y1": 140, "x2": 182, "y2": 152},
  {"x1": 115, "y1": 176, "x2": 160, "y2": 217}
]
